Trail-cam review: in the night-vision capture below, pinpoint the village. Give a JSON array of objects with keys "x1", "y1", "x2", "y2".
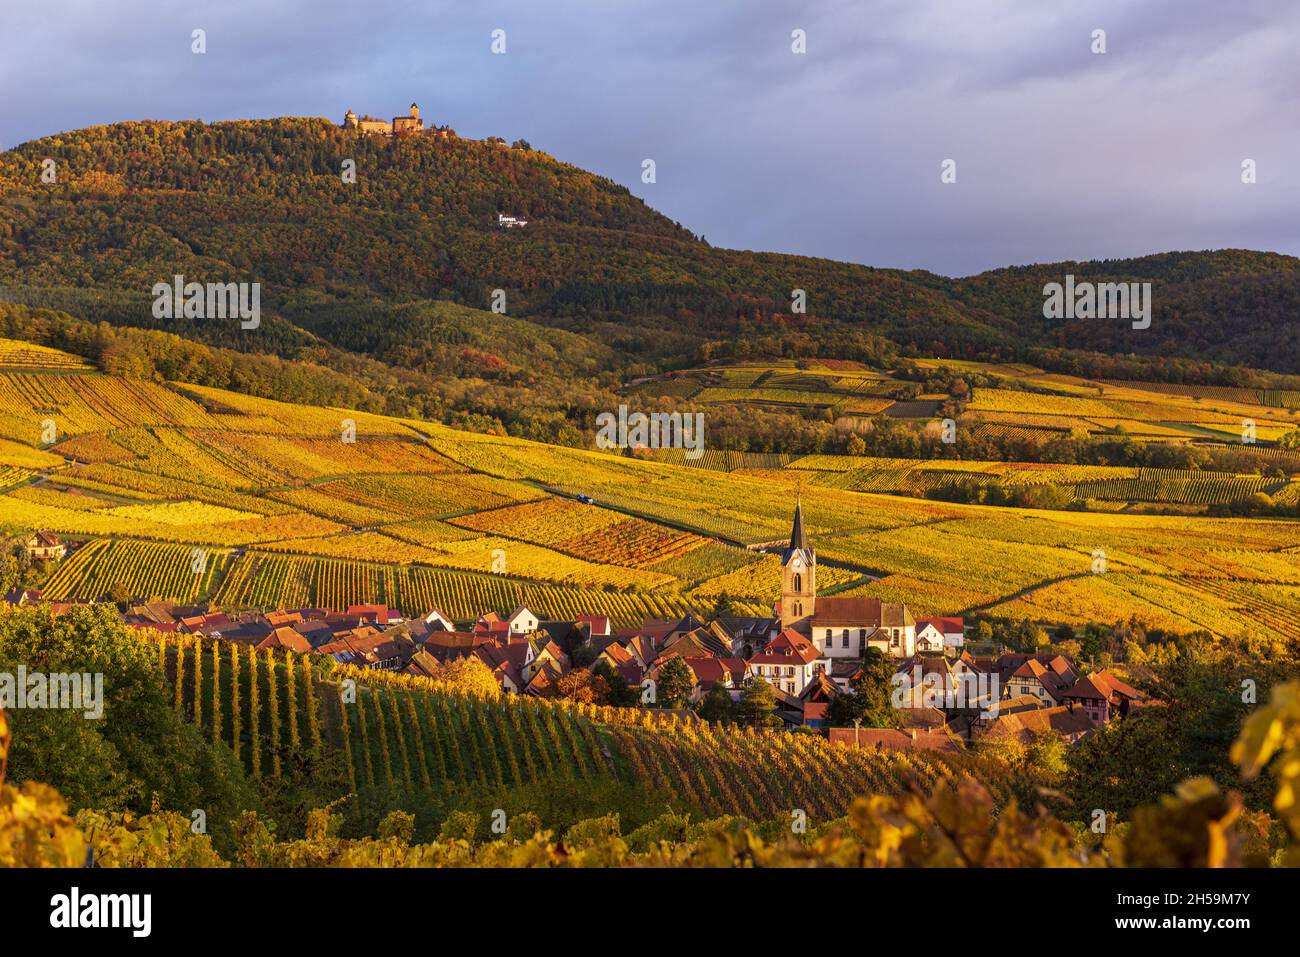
[{"x1": 5, "y1": 506, "x2": 1151, "y2": 756}]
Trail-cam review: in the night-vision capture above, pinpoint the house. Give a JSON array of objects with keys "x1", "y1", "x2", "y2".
[
  {"x1": 423, "y1": 609, "x2": 455, "y2": 632},
  {"x1": 497, "y1": 213, "x2": 528, "y2": 228},
  {"x1": 2, "y1": 588, "x2": 42, "y2": 606},
  {"x1": 423, "y1": 630, "x2": 494, "y2": 663},
  {"x1": 535, "y1": 620, "x2": 591, "y2": 656},
  {"x1": 799, "y1": 672, "x2": 839, "y2": 728},
  {"x1": 256, "y1": 626, "x2": 313, "y2": 655},
  {"x1": 714, "y1": 615, "x2": 779, "y2": 658},
  {"x1": 506, "y1": 604, "x2": 539, "y2": 636},
  {"x1": 472, "y1": 612, "x2": 513, "y2": 641},
  {"x1": 680, "y1": 656, "x2": 747, "y2": 704},
  {"x1": 318, "y1": 627, "x2": 415, "y2": 671},
  {"x1": 574, "y1": 614, "x2": 610, "y2": 637},
  {"x1": 522, "y1": 639, "x2": 570, "y2": 685},
  {"x1": 1005, "y1": 655, "x2": 1078, "y2": 706},
  {"x1": 658, "y1": 626, "x2": 729, "y2": 662},
  {"x1": 981, "y1": 693, "x2": 1045, "y2": 719},
  {"x1": 403, "y1": 648, "x2": 443, "y2": 679},
  {"x1": 127, "y1": 600, "x2": 182, "y2": 626},
  {"x1": 291, "y1": 619, "x2": 336, "y2": 649},
  {"x1": 891, "y1": 655, "x2": 960, "y2": 709},
  {"x1": 594, "y1": 641, "x2": 646, "y2": 688},
  {"x1": 975, "y1": 704, "x2": 1095, "y2": 745},
  {"x1": 179, "y1": 611, "x2": 234, "y2": 635},
  {"x1": 472, "y1": 642, "x2": 529, "y2": 694},
  {"x1": 345, "y1": 604, "x2": 393, "y2": 626},
  {"x1": 916, "y1": 616, "x2": 965, "y2": 653},
  {"x1": 1060, "y1": 670, "x2": 1148, "y2": 726},
  {"x1": 745, "y1": 628, "x2": 823, "y2": 696},
  {"x1": 829, "y1": 725, "x2": 963, "y2": 754},
  {"x1": 524, "y1": 660, "x2": 564, "y2": 697},
  {"x1": 774, "y1": 501, "x2": 916, "y2": 658},
  {"x1": 24, "y1": 531, "x2": 66, "y2": 562},
  {"x1": 265, "y1": 610, "x2": 304, "y2": 628}
]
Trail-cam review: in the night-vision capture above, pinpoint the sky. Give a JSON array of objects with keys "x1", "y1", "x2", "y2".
[{"x1": 2, "y1": 0, "x2": 1297, "y2": 276}]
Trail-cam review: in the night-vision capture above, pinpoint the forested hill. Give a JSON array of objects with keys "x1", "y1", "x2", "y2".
[{"x1": 0, "y1": 116, "x2": 1297, "y2": 379}]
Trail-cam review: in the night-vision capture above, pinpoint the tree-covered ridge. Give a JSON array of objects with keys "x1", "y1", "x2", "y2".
[{"x1": 2, "y1": 117, "x2": 1297, "y2": 377}]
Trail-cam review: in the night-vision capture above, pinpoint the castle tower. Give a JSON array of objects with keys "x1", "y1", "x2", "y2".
[
  {"x1": 779, "y1": 498, "x2": 816, "y2": 630},
  {"x1": 343, "y1": 109, "x2": 358, "y2": 129},
  {"x1": 409, "y1": 103, "x2": 420, "y2": 120}
]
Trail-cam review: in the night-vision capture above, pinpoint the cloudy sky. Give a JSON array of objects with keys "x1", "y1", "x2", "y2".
[{"x1": 3, "y1": 0, "x2": 1297, "y2": 275}]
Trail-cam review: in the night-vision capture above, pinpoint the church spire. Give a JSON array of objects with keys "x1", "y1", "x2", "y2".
[{"x1": 790, "y1": 497, "x2": 809, "y2": 552}]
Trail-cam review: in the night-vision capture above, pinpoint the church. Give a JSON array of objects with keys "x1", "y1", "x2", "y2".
[{"x1": 774, "y1": 500, "x2": 917, "y2": 660}]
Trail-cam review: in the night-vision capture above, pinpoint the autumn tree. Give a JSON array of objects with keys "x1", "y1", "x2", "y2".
[
  {"x1": 555, "y1": 668, "x2": 609, "y2": 705},
  {"x1": 654, "y1": 658, "x2": 695, "y2": 709},
  {"x1": 739, "y1": 677, "x2": 781, "y2": 727},
  {"x1": 430, "y1": 656, "x2": 501, "y2": 698},
  {"x1": 696, "y1": 682, "x2": 734, "y2": 723}
]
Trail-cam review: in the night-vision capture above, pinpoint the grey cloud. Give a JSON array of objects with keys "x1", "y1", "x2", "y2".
[{"x1": 1, "y1": 0, "x2": 1296, "y2": 275}]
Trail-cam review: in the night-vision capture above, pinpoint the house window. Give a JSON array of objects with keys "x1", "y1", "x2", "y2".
[
  {"x1": 858, "y1": 628, "x2": 867, "y2": 648},
  {"x1": 891, "y1": 633, "x2": 899, "y2": 647},
  {"x1": 841, "y1": 628, "x2": 849, "y2": 648}
]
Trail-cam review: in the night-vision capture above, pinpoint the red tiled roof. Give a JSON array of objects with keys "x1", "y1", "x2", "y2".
[
  {"x1": 811, "y1": 597, "x2": 914, "y2": 627},
  {"x1": 1062, "y1": 670, "x2": 1144, "y2": 703},
  {"x1": 682, "y1": 657, "x2": 746, "y2": 687},
  {"x1": 574, "y1": 614, "x2": 610, "y2": 634},
  {"x1": 829, "y1": 727, "x2": 961, "y2": 753},
  {"x1": 917, "y1": 616, "x2": 964, "y2": 634},
  {"x1": 749, "y1": 628, "x2": 821, "y2": 665},
  {"x1": 346, "y1": 604, "x2": 391, "y2": 624},
  {"x1": 256, "y1": 626, "x2": 312, "y2": 654}
]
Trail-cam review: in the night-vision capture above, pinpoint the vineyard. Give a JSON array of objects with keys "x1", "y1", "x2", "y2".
[
  {"x1": 633, "y1": 360, "x2": 1300, "y2": 450},
  {"x1": 147, "y1": 633, "x2": 1006, "y2": 824},
  {"x1": 607, "y1": 719, "x2": 1011, "y2": 820},
  {"x1": 41, "y1": 538, "x2": 231, "y2": 602},
  {"x1": 210, "y1": 549, "x2": 737, "y2": 624},
  {"x1": 1, "y1": 364, "x2": 1297, "y2": 640},
  {"x1": 0, "y1": 337, "x2": 92, "y2": 371}
]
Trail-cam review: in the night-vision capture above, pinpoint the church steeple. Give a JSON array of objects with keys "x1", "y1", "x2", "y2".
[
  {"x1": 779, "y1": 498, "x2": 815, "y2": 630},
  {"x1": 790, "y1": 497, "x2": 809, "y2": 552}
]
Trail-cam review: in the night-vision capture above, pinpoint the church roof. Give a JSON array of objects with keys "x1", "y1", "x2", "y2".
[
  {"x1": 782, "y1": 500, "x2": 814, "y2": 566},
  {"x1": 790, "y1": 499, "x2": 809, "y2": 552}
]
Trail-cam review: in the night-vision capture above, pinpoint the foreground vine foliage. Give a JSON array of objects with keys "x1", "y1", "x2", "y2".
[{"x1": 2, "y1": 686, "x2": 1298, "y2": 867}]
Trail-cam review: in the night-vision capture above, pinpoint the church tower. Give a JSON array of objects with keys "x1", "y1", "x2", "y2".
[{"x1": 779, "y1": 498, "x2": 816, "y2": 630}]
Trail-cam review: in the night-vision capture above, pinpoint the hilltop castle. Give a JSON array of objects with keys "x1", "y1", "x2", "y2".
[{"x1": 342, "y1": 103, "x2": 455, "y2": 138}]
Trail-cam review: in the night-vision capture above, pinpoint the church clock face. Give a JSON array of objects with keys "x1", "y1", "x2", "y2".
[{"x1": 791, "y1": 557, "x2": 802, "y2": 569}]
